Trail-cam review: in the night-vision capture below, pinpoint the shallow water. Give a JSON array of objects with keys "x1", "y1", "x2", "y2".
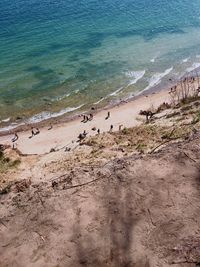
[{"x1": 1, "y1": 0, "x2": 200, "y2": 125}]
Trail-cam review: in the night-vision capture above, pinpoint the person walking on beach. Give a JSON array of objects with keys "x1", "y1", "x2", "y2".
[
  {"x1": 105, "y1": 111, "x2": 110, "y2": 120},
  {"x1": 48, "y1": 124, "x2": 53, "y2": 130},
  {"x1": 89, "y1": 113, "x2": 93, "y2": 121},
  {"x1": 29, "y1": 127, "x2": 35, "y2": 138},
  {"x1": 12, "y1": 132, "x2": 18, "y2": 149},
  {"x1": 83, "y1": 130, "x2": 87, "y2": 137},
  {"x1": 77, "y1": 130, "x2": 88, "y2": 142},
  {"x1": 12, "y1": 132, "x2": 18, "y2": 142},
  {"x1": 110, "y1": 125, "x2": 113, "y2": 132},
  {"x1": 97, "y1": 129, "x2": 100, "y2": 134},
  {"x1": 81, "y1": 115, "x2": 86, "y2": 123},
  {"x1": 119, "y1": 124, "x2": 123, "y2": 131},
  {"x1": 35, "y1": 128, "x2": 40, "y2": 135}
]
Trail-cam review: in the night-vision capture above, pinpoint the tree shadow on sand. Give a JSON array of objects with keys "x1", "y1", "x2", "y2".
[{"x1": 71, "y1": 162, "x2": 150, "y2": 267}]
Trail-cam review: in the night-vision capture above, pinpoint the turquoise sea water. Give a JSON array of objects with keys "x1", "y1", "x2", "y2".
[{"x1": 1, "y1": 0, "x2": 200, "y2": 127}]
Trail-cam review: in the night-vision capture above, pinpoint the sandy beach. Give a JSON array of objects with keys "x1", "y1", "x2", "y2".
[
  {"x1": 2, "y1": 1, "x2": 200, "y2": 266},
  {"x1": 0, "y1": 88, "x2": 170, "y2": 155}
]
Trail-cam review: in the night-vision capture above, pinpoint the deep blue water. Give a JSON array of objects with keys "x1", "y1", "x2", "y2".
[{"x1": 1, "y1": 0, "x2": 200, "y2": 125}]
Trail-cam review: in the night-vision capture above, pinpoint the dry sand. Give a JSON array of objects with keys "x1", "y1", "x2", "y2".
[
  {"x1": 0, "y1": 89, "x2": 170, "y2": 155},
  {"x1": 1, "y1": 132, "x2": 200, "y2": 267}
]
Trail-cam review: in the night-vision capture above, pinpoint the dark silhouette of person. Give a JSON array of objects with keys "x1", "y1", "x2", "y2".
[{"x1": 105, "y1": 111, "x2": 110, "y2": 120}]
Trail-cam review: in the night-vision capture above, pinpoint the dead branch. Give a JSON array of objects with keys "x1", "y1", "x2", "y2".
[
  {"x1": 34, "y1": 231, "x2": 45, "y2": 242},
  {"x1": 36, "y1": 191, "x2": 45, "y2": 208},
  {"x1": 183, "y1": 152, "x2": 197, "y2": 162},
  {"x1": 167, "y1": 188, "x2": 175, "y2": 207},
  {"x1": 51, "y1": 173, "x2": 68, "y2": 182},
  {"x1": 63, "y1": 176, "x2": 104, "y2": 190},
  {"x1": 168, "y1": 127, "x2": 176, "y2": 138},
  {"x1": 150, "y1": 137, "x2": 180, "y2": 154},
  {"x1": 0, "y1": 219, "x2": 7, "y2": 228},
  {"x1": 51, "y1": 162, "x2": 110, "y2": 182},
  {"x1": 170, "y1": 259, "x2": 200, "y2": 265},
  {"x1": 147, "y1": 208, "x2": 156, "y2": 227}
]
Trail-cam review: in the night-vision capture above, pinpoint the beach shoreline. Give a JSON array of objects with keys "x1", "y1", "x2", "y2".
[
  {"x1": 0, "y1": 67, "x2": 199, "y2": 155},
  {"x1": 0, "y1": 85, "x2": 171, "y2": 155},
  {"x1": 0, "y1": 80, "x2": 172, "y2": 137},
  {"x1": 1, "y1": 65, "x2": 200, "y2": 137}
]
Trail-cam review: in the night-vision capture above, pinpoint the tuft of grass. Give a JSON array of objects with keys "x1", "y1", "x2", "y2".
[
  {"x1": 191, "y1": 110, "x2": 200, "y2": 124},
  {"x1": 136, "y1": 143, "x2": 146, "y2": 153},
  {"x1": 180, "y1": 95, "x2": 200, "y2": 105},
  {"x1": 122, "y1": 127, "x2": 129, "y2": 135},
  {"x1": 157, "y1": 102, "x2": 171, "y2": 113},
  {"x1": 0, "y1": 183, "x2": 12, "y2": 195},
  {"x1": 0, "y1": 151, "x2": 21, "y2": 173},
  {"x1": 166, "y1": 111, "x2": 181, "y2": 119}
]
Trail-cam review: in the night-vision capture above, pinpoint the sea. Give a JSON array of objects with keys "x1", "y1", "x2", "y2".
[{"x1": 1, "y1": 0, "x2": 200, "y2": 130}]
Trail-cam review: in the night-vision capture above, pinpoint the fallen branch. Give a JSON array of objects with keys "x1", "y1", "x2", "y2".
[
  {"x1": 147, "y1": 208, "x2": 156, "y2": 227},
  {"x1": 0, "y1": 219, "x2": 7, "y2": 228},
  {"x1": 168, "y1": 127, "x2": 176, "y2": 138},
  {"x1": 63, "y1": 176, "x2": 104, "y2": 190},
  {"x1": 36, "y1": 192, "x2": 45, "y2": 208},
  {"x1": 170, "y1": 259, "x2": 200, "y2": 265},
  {"x1": 51, "y1": 162, "x2": 110, "y2": 182},
  {"x1": 51, "y1": 173, "x2": 68, "y2": 182},
  {"x1": 34, "y1": 231, "x2": 45, "y2": 242},
  {"x1": 150, "y1": 137, "x2": 180, "y2": 154},
  {"x1": 183, "y1": 152, "x2": 197, "y2": 162}
]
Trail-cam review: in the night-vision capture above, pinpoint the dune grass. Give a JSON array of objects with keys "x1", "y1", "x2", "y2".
[{"x1": 0, "y1": 151, "x2": 21, "y2": 173}]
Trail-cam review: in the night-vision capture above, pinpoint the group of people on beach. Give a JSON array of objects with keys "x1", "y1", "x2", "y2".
[
  {"x1": 11, "y1": 126, "x2": 41, "y2": 149},
  {"x1": 81, "y1": 113, "x2": 93, "y2": 123},
  {"x1": 29, "y1": 127, "x2": 40, "y2": 139},
  {"x1": 77, "y1": 111, "x2": 112, "y2": 142},
  {"x1": 10, "y1": 110, "x2": 114, "y2": 150}
]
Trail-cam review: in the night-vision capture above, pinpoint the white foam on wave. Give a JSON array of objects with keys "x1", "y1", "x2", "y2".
[
  {"x1": 52, "y1": 93, "x2": 70, "y2": 102},
  {"x1": 145, "y1": 67, "x2": 173, "y2": 91},
  {"x1": 182, "y1": 58, "x2": 189, "y2": 63},
  {"x1": 28, "y1": 105, "x2": 84, "y2": 124},
  {"x1": 109, "y1": 86, "x2": 124, "y2": 96},
  {"x1": 150, "y1": 52, "x2": 160, "y2": 63},
  {"x1": 186, "y1": 62, "x2": 200, "y2": 73},
  {"x1": 0, "y1": 123, "x2": 25, "y2": 133},
  {"x1": 1, "y1": 117, "x2": 10, "y2": 123},
  {"x1": 0, "y1": 105, "x2": 84, "y2": 132},
  {"x1": 126, "y1": 70, "x2": 146, "y2": 86},
  {"x1": 94, "y1": 97, "x2": 105, "y2": 105}
]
